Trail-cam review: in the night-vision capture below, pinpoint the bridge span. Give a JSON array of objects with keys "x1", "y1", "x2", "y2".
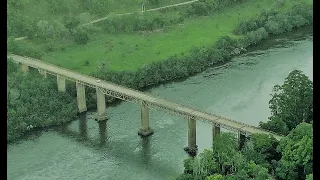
[{"x1": 8, "y1": 54, "x2": 283, "y2": 155}]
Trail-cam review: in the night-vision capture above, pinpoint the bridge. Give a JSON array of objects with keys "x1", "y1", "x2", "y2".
[{"x1": 8, "y1": 54, "x2": 283, "y2": 155}]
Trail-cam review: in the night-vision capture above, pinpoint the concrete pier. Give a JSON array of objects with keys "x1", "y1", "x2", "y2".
[
  {"x1": 238, "y1": 131, "x2": 247, "y2": 150},
  {"x1": 57, "y1": 75, "x2": 66, "y2": 92},
  {"x1": 98, "y1": 120, "x2": 107, "y2": 146},
  {"x1": 39, "y1": 69, "x2": 47, "y2": 78},
  {"x1": 20, "y1": 64, "x2": 29, "y2": 72},
  {"x1": 212, "y1": 124, "x2": 220, "y2": 140},
  {"x1": 76, "y1": 82, "x2": 87, "y2": 113},
  {"x1": 96, "y1": 88, "x2": 108, "y2": 121},
  {"x1": 184, "y1": 118, "x2": 197, "y2": 156},
  {"x1": 138, "y1": 101, "x2": 154, "y2": 137}
]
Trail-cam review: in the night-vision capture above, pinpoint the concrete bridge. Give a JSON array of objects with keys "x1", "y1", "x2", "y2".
[{"x1": 8, "y1": 54, "x2": 284, "y2": 155}]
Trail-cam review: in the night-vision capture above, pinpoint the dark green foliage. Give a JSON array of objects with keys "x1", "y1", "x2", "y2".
[
  {"x1": 275, "y1": 123, "x2": 313, "y2": 180},
  {"x1": 7, "y1": 7, "x2": 35, "y2": 37},
  {"x1": 147, "y1": 0, "x2": 160, "y2": 6},
  {"x1": 241, "y1": 27, "x2": 269, "y2": 47},
  {"x1": 234, "y1": 4, "x2": 312, "y2": 35},
  {"x1": 260, "y1": 70, "x2": 313, "y2": 134},
  {"x1": 64, "y1": 15, "x2": 81, "y2": 34},
  {"x1": 73, "y1": 28, "x2": 90, "y2": 44},
  {"x1": 226, "y1": 161, "x2": 272, "y2": 180},
  {"x1": 7, "y1": 61, "x2": 77, "y2": 142},
  {"x1": 259, "y1": 116, "x2": 289, "y2": 135}
]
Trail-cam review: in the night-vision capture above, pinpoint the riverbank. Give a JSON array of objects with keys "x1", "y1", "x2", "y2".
[
  {"x1": 10, "y1": 0, "x2": 312, "y2": 73},
  {"x1": 7, "y1": 24, "x2": 313, "y2": 145},
  {"x1": 7, "y1": 2, "x2": 313, "y2": 143},
  {"x1": 7, "y1": 34, "x2": 313, "y2": 180},
  {"x1": 7, "y1": 63, "x2": 78, "y2": 143}
]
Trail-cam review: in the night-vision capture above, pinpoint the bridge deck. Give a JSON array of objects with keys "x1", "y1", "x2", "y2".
[{"x1": 8, "y1": 54, "x2": 283, "y2": 140}]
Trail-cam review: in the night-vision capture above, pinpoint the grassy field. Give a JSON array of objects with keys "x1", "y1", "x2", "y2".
[
  {"x1": 8, "y1": 0, "x2": 190, "y2": 24},
  {"x1": 18, "y1": 0, "x2": 312, "y2": 74}
]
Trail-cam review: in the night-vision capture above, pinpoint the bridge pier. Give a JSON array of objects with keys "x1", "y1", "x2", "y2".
[
  {"x1": 184, "y1": 118, "x2": 197, "y2": 157},
  {"x1": 76, "y1": 82, "x2": 87, "y2": 113},
  {"x1": 96, "y1": 88, "x2": 108, "y2": 121},
  {"x1": 79, "y1": 113, "x2": 88, "y2": 140},
  {"x1": 212, "y1": 124, "x2": 220, "y2": 141},
  {"x1": 20, "y1": 63, "x2": 29, "y2": 72},
  {"x1": 238, "y1": 131, "x2": 247, "y2": 150},
  {"x1": 39, "y1": 69, "x2": 47, "y2": 78},
  {"x1": 57, "y1": 75, "x2": 66, "y2": 92},
  {"x1": 138, "y1": 101, "x2": 154, "y2": 137},
  {"x1": 98, "y1": 120, "x2": 107, "y2": 146}
]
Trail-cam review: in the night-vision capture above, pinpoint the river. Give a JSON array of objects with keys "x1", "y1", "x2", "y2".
[{"x1": 7, "y1": 27, "x2": 313, "y2": 180}]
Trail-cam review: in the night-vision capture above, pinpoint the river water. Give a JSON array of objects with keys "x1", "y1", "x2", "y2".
[{"x1": 7, "y1": 27, "x2": 313, "y2": 180}]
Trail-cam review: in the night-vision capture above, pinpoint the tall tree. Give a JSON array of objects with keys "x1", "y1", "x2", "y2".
[
  {"x1": 260, "y1": 70, "x2": 313, "y2": 134},
  {"x1": 275, "y1": 122, "x2": 313, "y2": 180}
]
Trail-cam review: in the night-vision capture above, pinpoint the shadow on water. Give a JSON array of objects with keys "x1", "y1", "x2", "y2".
[{"x1": 54, "y1": 113, "x2": 177, "y2": 176}]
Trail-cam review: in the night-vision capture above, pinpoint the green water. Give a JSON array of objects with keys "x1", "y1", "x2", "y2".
[{"x1": 7, "y1": 28, "x2": 313, "y2": 180}]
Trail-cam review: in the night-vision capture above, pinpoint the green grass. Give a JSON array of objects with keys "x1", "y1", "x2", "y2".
[
  {"x1": 21, "y1": 0, "x2": 312, "y2": 74},
  {"x1": 8, "y1": 0, "x2": 191, "y2": 24}
]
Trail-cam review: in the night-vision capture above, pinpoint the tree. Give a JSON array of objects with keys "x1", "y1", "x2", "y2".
[
  {"x1": 212, "y1": 133, "x2": 246, "y2": 175},
  {"x1": 306, "y1": 174, "x2": 313, "y2": 180},
  {"x1": 275, "y1": 123, "x2": 313, "y2": 180},
  {"x1": 260, "y1": 70, "x2": 313, "y2": 134},
  {"x1": 250, "y1": 134, "x2": 281, "y2": 162},
  {"x1": 206, "y1": 173, "x2": 224, "y2": 180},
  {"x1": 227, "y1": 161, "x2": 274, "y2": 180}
]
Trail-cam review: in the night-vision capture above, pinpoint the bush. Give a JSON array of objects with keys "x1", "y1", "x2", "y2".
[
  {"x1": 234, "y1": 3, "x2": 312, "y2": 35},
  {"x1": 73, "y1": 28, "x2": 89, "y2": 44}
]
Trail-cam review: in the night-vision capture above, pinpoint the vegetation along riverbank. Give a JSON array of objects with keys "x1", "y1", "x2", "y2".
[
  {"x1": 7, "y1": 0, "x2": 312, "y2": 142},
  {"x1": 174, "y1": 70, "x2": 313, "y2": 180}
]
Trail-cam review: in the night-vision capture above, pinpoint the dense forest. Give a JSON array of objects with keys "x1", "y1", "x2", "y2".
[
  {"x1": 175, "y1": 70, "x2": 313, "y2": 180},
  {"x1": 7, "y1": 60, "x2": 78, "y2": 143}
]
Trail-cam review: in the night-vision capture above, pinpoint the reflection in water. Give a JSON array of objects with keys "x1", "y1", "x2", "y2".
[
  {"x1": 141, "y1": 137, "x2": 151, "y2": 164},
  {"x1": 78, "y1": 113, "x2": 88, "y2": 141},
  {"x1": 98, "y1": 120, "x2": 107, "y2": 146}
]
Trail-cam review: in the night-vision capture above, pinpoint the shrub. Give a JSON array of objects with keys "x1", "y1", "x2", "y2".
[
  {"x1": 73, "y1": 28, "x2": 89, "y2": 44},
  {"x1": 234, "y1": 3, "x2": 312, "y2": 35}
]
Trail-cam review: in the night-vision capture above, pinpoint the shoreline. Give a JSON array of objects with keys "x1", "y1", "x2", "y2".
[{"x1": 7, "y1": 25, "x2": 313, "y2": 144}]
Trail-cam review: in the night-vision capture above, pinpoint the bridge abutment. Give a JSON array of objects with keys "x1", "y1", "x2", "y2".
[
  {"x1": 57, "y1": 75, "x2": 66, "y2": 92},
  {"x1": 138, "y1": 101, "x2": 154, "y2": 137},
  {"x1": 20, "y1": 63, "x2": 29, "y2": 72},
  {"x1": 76, "y1": 82, "x2": 87, "y2": 113},
  {"x1": 184, "y1": 118, "x2": 197, "y2": 157},
  {"x1": 96, "y1": 88, "x2": 108, "y2": 121}
]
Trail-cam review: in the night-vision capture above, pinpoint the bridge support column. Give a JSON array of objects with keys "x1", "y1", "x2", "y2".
[
  {"x1": 76, "y1": 82, "x2": 87, "y2": 113},
  {"x1": 138, "y1": 101, "x2": 154, "y2": 137},
  {"x1": 20, "y1": 63, "x2": 29, "y2": 72},
  {"x1": 184, "y1": 118, "x2": 197, "y2": 157},
  {"x1": 95, "y1": 88, "x2": 108, "y2": 121},
  {"x1": 238, "y1": 131, "x2": 246, "y2": 150},
  {"x1": 212, "y1": 124, "x2": 220, "y2": 141},
  {"x1": 39, "y1": 69, "x2": 47, "y2": 78},
  {"x1": 57, "y1": 75, "x2": 66, "y2": 92}
]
